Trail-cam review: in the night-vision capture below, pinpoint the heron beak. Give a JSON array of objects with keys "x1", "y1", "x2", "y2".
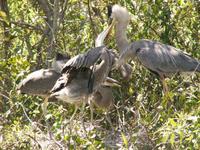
[
  {"x1": 95, "y1": 18, "x2": 115, "y2": 47},
  {"x1": 106, "y1": 18, "x2": 115, "y2": 37},
  {"x1": 103, "y1": 77, "x2": 121, "y2": 87}
]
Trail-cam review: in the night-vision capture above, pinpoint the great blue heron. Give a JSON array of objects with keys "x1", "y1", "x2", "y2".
[
  {"x1": 17, "y1": 53, "x2": 70, "y2": 114},
  {"x1": 107, "y1": 5, "x2": 200, "y2": 93},
  {"x1": 49, "y1": 45, "x2": 120, "y2": 121},
  {"x1": 52, "y1": 52, "x2": 71, "y2": 73},
  {"x1": 91, "y1": 86, "x2": 113, "y2": 109},
  {"x1": 96, "y1": 18, "x2": 133, "y2": 80},
  {"x1": 17, "y1": 53, "x2": 69, "y2": 97}
]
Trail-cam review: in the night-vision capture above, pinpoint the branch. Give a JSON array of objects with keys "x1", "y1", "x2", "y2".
[
  {"x1": 10, "y1": 20, "x2": 43, "y2": 32},
  {"x1": 52, "y1": 0, "x2": 59, "y2": 42},
  {"x1": 59, "y1": 0, "x2": 68, "y2": 25},
  {"x1": 87, "y1": 0, "x2": 96, "y2": 46},
  {"x1": 37, "y1": 0, "x2": 53, "y2": 21},
  {"x1": 129, "y1": 3, "x2": 161, "y2": 39}
]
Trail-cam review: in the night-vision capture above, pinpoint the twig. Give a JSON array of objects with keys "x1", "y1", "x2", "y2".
[
  {"x1": 129, "y1": 3, "x2": 161, "y2": 39},
  {"x1": 0, "y1": 93, "x2": 10, "y2": 100},
  {"x1": 10, "y1": 21, "x2": 43, "y2": 32},
  {"x1": 87, "y1": 0, "x2": 96, "y2": 46},
  {"x1": 59, "y1": 0, "x2": 69, "y2": 26},
  {"x1": 37, "y1": 0, "x2": 53, "y2": 20},
  {"x1": 24, "y1": 133, "x2": 42, "y2": 149},
  {"x1": 17, "y1": 102, "x2": 33, "y2": 124}
]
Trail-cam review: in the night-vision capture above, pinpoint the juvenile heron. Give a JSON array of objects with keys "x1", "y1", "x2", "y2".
[
  {"x1": 89, "y1": 86, "x2": 114, "y2": 125},
  {"x1": 91, "y1": 86, "x2": 113, "y2": 109},
  {"x1": 108, "y1": 5, "x2": 200, "y2": 93},
  {"x1": 50, "y1": 46, "x2": 119, "y2": 121},
  {"x1": 17, "y1": 53, "x2": 70, "y2": 114},
  {"x1": 17, "y1": 53, "x2": 69, "y2": 96}
]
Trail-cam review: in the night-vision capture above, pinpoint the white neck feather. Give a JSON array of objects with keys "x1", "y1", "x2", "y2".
[
  {"x1": 115, "y1": 22, "x2": 129, "y2": 54},
  {"x1": 112, "y1": 5, "x2": 130, "y2": 54}
]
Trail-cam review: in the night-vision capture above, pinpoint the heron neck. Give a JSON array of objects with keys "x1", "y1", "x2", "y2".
[
  {"x1": 115, "y1": 22, "x2": 129, "y2": 54},
  {"x1": 94, "y1": 56, "x2": 110, "y2": 87}
]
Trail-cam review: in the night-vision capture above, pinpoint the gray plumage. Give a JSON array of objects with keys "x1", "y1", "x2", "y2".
[
  {"x1": 120, "y1": 39, "x2": 200, "y2": 76},
  {"x1": 91, "y1": 86, "x2": 113, "y2": 109},
  {"x1": 61, "y1": 46, "x2": 105, "y2": 72},
  {"x1": 109, "y1": 5, "x2": 200, "y2": 75},
  {"x1": 108, "y1": 5, "x2": 200, "y2": 92},
  {"x1": 50, "y1": 46, "x2": 115, "y2": 105},
  {"x1": 17, "y1": 53, "x2": 69, "y2": 96},
  {"x1": 52, "y1": 52, "x2": 70, "y2": 73},
  {"x1": 17, "y1": 69, "x2": 61, "y2": 97},
  {"x1": 96, "y1": 20, "x2": 133, "y2": 80}
]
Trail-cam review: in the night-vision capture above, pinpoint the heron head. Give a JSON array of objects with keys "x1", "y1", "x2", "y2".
[
  {"x1": 55, "y1": 52, "x2": 70, "y2": 61},
  {"x1": 52, "y1": 53, "x2": 70, "y2": 73},
  {"x1": 108, "y1": 4, "x2": 131, "y2": 25}
]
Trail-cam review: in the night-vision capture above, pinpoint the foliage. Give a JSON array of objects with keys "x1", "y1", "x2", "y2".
[{"x1": 0, "y1": 0, "x2": 199, "y2": 149}]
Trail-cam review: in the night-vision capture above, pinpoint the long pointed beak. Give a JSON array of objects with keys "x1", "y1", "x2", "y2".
[
  {"x1": 103, "y1": 77, "x2": 121, "y2": 87},
  {"x1": 95, "y1": 19, "x2": 115, "y2": 47}
]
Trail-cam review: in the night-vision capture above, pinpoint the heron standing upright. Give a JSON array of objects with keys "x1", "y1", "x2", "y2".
[{"x1": 107, "y1": 5, "x2": 200, "y2": 93}]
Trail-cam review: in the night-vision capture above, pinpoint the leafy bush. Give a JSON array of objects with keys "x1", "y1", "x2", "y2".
[{"x1": 0, "y1": 0, "x2": 199, "y2": 149}]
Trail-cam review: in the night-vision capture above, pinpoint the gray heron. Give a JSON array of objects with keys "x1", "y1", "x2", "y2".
[
  {"x1": 107, "y1": 5, "x2": 200, "y2": 93},
  {"x1": 17, "y1": 53, "x2": 70, "y2": 96},
  {"x1": 17, "y1": 50, "x2": 119, "y2": 123},
  {"x1": 17, "y1": 53, "x2": 70, "y2": 114},
  {"x1": 50, "y1": 46, "x2": 119, "y2": 121},
  {"x1": 91, "y1": 86, "x2": 113, "y2": 109}
]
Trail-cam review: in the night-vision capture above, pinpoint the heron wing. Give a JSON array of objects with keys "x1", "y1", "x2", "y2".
[
  {"x1": 136, "y1": 41, "x2": 200, "y2": 74},
  {"x1": 61, "y1": 46, "x2": 106, "y2": 73},
  {"x1": 17, "y1": 69, "x2": 60, "y2": 96}
]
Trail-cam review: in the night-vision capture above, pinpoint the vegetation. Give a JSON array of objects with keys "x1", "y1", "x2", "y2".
[{"x1": 0, "y1": 0, "x2": 199, "y2": 149}]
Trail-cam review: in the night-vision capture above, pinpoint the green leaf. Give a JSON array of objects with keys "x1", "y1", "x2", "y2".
[
  {"x1": 121, "y1": 132, "x2": 128, "y2": 148},
  {"x1": 170, "y1": 133, "x2": 175, "y2": 146},
  {"x1": 0, "y1": 10, "x2": 6, "y2": 18},
  {"x1": 0, "y1": 10, "x2": 9, "y2": 25},
  {"x1": 169, "y1": 118, "x2": 177, "y2": 127}
]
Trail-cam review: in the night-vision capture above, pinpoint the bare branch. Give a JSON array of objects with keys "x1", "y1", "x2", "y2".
[
  {"x1": 37, "y1": 0, "x2": 53, "y2": 22},
  {"x1": 52, "y1": 0, "x2": 59, "y2": 42},
  {"x1": 87, "y1": 0, "x2": 96, "y2": 46}
]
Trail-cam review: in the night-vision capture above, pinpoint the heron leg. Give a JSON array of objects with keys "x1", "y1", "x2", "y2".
[
  {"x1": 70, "y1": 106, "x2": 78, "y2": 121},
  {"x1": 160, "y1": 75, "x2": 169, "y2": 94},
  {"x1": 41, "y1": 97, "x2": 49, "y2": 116},
  {"x1": 80, "y1": 102, "x2": 86, "y2": 118},
  {"x1": 105, "y1": 111, "x2": 114, "y2": 130},
  {"x1": 42, "y1": 97, "x2": 53, "y2": 139},
  {"x1": 160, "y1": 75, "x2": 173, "y2": 108},
  {"x1": 77, "y1": 102, "x2": 86, "y2": 128},
  {"x1": 89, "y1": 100, "x2": 94, "y2": 123}
]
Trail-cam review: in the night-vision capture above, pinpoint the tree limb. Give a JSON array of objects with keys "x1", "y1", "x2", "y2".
[
  {"x1": 10, "y1": 20, "x2": 43, "y2": 32},
  {"x1": 87, "y1": 0, "x2": 96, "y2": 46}
]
